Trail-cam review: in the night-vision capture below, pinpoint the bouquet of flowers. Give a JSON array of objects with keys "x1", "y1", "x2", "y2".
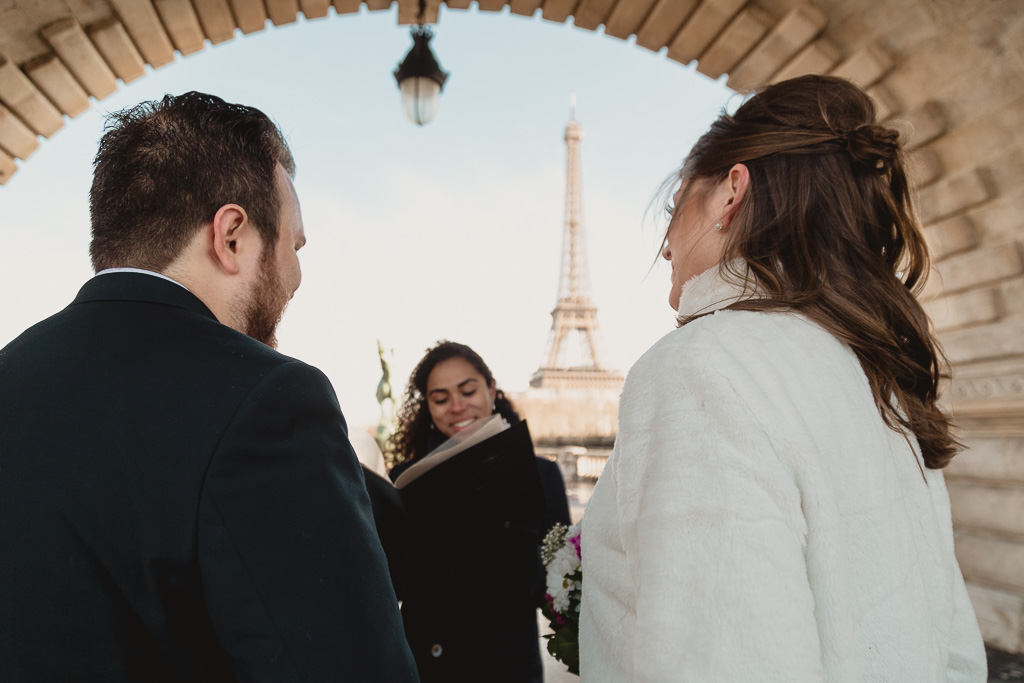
[{"x1": 540, "y1": 522, "x2": 582, "y2": 675}]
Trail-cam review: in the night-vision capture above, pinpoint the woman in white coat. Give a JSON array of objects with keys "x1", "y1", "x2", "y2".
[{"x1": 579, "y1": 75, "x2": 987, "y2": 682}]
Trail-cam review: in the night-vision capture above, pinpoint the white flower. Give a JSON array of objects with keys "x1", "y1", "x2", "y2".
[
  {"x1": 541, "y1": 524, "x2": 568, "y2": 566},
  {"x1": 547, "y1": 545, "x2": 579, "y2": 583},
  {"x1": 551, "y1": 585, "x2": 572, "y2": 613},
  {"x1": 545, "y1": 542, "x2": 582, "y2": 616}
]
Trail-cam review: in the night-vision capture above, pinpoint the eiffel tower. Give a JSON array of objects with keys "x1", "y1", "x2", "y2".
[{"x1": 530, "y1": 97, "x2": 623, "y2": 392}]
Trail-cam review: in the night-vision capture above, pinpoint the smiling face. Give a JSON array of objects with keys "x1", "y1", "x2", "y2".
[
  {"x1": 662, "y1": 179, "x2": 731, "y2": 311},
  {"x1": 425, "y1": 357, "x2": 498, "y2": 438}
]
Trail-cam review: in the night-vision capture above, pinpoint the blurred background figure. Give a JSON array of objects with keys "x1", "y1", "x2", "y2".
[{"x1": 350, "y1": 428, "x2": 389, "y2": 478}]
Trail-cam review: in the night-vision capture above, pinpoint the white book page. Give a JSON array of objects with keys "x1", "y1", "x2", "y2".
[{"x1": 393, "y1": 414, "x2": 510, "y2": 489}]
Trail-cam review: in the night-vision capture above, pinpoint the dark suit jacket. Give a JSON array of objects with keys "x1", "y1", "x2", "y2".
[
  {"x1": 0, "y1": 273, "x2": 418, "y2": 682},
  {"x1": 381, "y1": 445, "x2": 571, "y2": 683},
  {"x1": 533, "y1": 458, "x2": 573, "y2": 603},
  {"x1": 536, "y1": 458, "x2": 573, "y2": 545}
]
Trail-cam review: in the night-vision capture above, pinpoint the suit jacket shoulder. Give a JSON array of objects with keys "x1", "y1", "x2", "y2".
[{"x1": 0, "y1": 273, "x2": 418, "y2": 682}]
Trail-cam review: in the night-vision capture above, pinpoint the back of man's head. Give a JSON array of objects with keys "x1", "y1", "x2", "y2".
[{"x1": 89, "y1": 92, "x2": 295, "y2": 273}]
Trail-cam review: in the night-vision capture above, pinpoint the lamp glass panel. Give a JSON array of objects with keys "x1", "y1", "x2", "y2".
[{"x1": 400, "y1": 77, "x2": 441, "y2": 125}]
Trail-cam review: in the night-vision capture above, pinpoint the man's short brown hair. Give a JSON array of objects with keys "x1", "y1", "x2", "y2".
[{"x1": 89, "y1": 92, "x2": 295, "y2": 272}]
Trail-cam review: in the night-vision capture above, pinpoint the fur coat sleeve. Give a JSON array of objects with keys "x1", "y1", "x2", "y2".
[{"x1": 613, "y1": 320, "x2": 823, "y2": 681}]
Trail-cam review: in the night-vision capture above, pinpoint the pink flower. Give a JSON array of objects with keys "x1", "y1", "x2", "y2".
[
  {"x1": 555, "y1": 613, "x2": 567, "y2": 625},
  {"x1": 568, "y1": 533, "x2": 581, "y2": 561}
]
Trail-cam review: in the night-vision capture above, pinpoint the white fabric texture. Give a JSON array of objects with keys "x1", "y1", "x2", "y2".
[{"x1": 579, "y1": 263, "x2": 986, "y2": 682}]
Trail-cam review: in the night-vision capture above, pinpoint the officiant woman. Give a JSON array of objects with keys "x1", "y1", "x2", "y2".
[{"x1": 384, "y1": 340, "x2": 571, "y2": 682}]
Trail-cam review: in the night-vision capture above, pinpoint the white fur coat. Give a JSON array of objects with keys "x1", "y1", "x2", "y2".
[{"x1": 579, "y1": 264, "x2": 986, "y2": 682}]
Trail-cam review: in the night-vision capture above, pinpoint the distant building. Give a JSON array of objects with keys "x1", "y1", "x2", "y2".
[{"x1": 514, "y1": 100, "x2": 622, "y2": 509}]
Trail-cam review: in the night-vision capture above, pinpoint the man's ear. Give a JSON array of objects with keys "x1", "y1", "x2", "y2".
[
  {"x1": 210, "y1": 204, "x2": 250, "y2": 275},
  {"x1": 721, "y1": 163, "x2": 750, "y2": 227}
]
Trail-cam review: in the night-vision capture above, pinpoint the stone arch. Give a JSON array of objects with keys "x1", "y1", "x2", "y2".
[{"x1": 1, "y1": 0, "x2": 1023, "y2": 653}]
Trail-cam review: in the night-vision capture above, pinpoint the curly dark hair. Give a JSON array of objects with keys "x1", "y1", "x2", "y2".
[
  {"x1": 666, "y1": 74, "x2": 958, "y2": 469},
  {"x1": 384, "y1": 340, "x2": 516, "y2": 468}
]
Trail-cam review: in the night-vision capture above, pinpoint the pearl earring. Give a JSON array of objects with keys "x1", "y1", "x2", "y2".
[{"x1": 714, "y1": 221, "x2": 724, "y2": 231}]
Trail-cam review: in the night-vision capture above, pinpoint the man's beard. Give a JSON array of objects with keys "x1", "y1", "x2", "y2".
[{"x1": 241, "y1": 249, "x2": 290, "y2": 349}]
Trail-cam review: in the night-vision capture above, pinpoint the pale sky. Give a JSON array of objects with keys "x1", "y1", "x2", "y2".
[{"x1": 0, "y1": 7, "x2": 734, "y2": 430}]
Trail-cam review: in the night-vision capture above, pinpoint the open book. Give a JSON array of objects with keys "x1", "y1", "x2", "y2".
[
  {"x1": 360, "y1": 419, "x2": 546, "y2": 598},
  {"x1": 392, "y1": 413, "x2": 510, "y2": 489}
]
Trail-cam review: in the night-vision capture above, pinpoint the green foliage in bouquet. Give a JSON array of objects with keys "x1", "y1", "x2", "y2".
[{"x1": 541, "y1": 568, "x2": 582, "y2": 674}]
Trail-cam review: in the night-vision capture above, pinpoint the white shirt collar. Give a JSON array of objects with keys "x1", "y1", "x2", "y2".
[{"x1": 94, "y1": 268, "x2": 189, "y2": 291}]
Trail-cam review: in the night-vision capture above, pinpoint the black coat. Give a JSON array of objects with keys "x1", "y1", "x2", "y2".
[
  {"x1": 0, "y1": 273, "x2": 418, "y2": 683},
  {"x1": 384, "y1": 440, "x2": 572, "y2": 683}
]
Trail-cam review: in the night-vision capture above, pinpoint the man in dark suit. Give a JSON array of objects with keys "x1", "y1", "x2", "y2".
[{"x1": 0, "y1": 92, "x2": 418, "y2": 682}]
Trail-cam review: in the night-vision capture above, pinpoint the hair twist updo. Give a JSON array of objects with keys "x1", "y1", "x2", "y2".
[{"x1": 840, "y1": 124, "x2": 901, "y2": 174}]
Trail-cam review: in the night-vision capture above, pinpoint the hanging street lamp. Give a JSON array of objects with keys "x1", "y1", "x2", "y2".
[{"x1": 393, "y1": 26, "x2": 449, "y2": 126}]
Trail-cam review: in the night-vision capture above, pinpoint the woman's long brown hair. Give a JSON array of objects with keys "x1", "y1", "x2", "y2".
[{"x1": 675, "y1": 74, "x2": 958, "y2": 469}]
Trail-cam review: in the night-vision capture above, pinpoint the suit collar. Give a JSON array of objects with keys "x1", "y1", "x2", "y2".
[{"x1": 72, "y1": 272, "x2": 219, "y2": 323}]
